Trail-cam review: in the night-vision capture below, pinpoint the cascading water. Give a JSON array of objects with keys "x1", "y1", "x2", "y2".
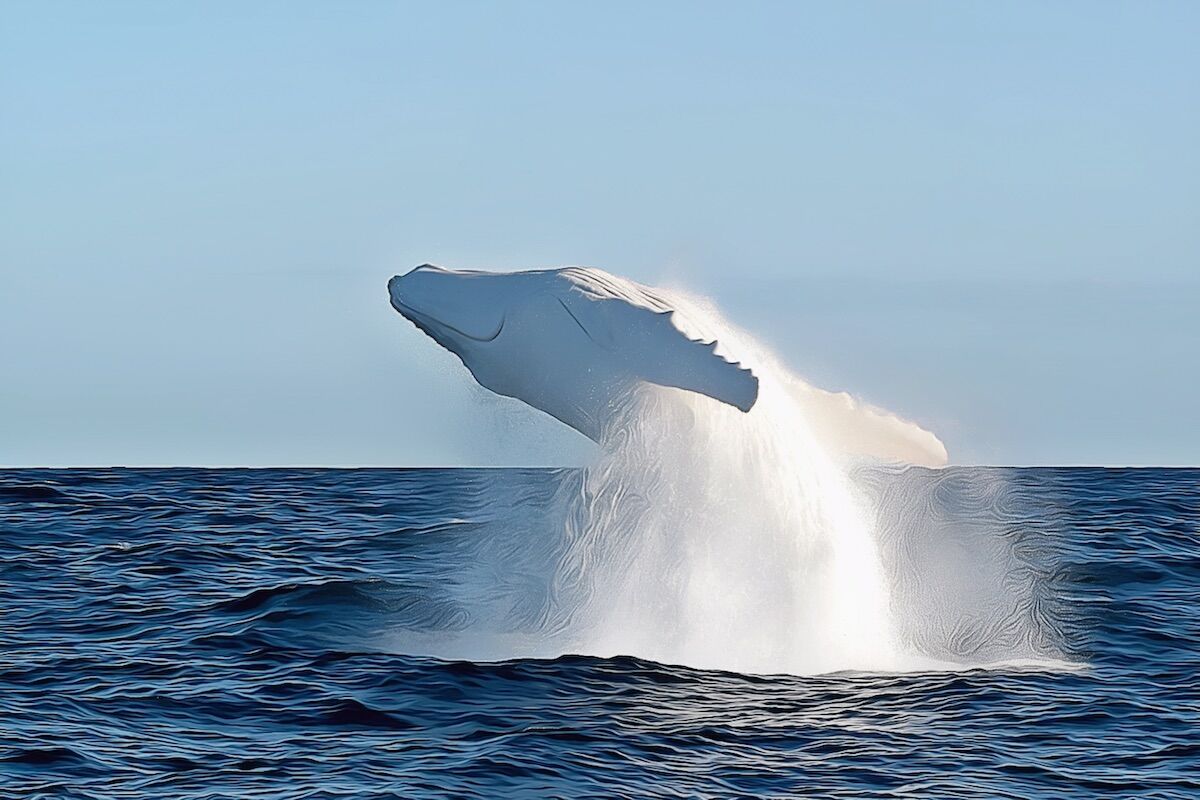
[
  {"x1": 536, "y1": 286, "x2": 1065, "y2": 674},
  {"x1": 546, "y1": 290, "x2": 928, "y2": 674},
  {"x1": 554, "y1": 384, "x2": 902, "y2": 675}
]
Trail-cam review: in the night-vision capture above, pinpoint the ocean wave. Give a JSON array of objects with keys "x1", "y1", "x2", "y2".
[{"x1": 2, "y1": 467, "x2": 1198, "y2": 798}]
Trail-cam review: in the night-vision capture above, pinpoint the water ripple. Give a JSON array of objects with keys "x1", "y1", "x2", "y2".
[{"x1": 1, "y1": 467, "x2": 1197, "y2": 798}]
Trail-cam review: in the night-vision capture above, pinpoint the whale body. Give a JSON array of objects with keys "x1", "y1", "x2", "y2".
[{"x1": 388, "y1": 265, "x2": 758, "y2": 440}]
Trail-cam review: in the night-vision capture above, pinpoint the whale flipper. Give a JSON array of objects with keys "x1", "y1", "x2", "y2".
[{"x1": 556, "y1": 288, "x2": 758, "y2": 413}]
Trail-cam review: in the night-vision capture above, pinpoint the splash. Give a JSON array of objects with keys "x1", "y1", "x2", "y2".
[
  {"x1": 539, "y1": 291, "x2": 912, "y2": 674},
  {"x1": 540, "y1": 288, "x2": 1064, "y2": 674}
]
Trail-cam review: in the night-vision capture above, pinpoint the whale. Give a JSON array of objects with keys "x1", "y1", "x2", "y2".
[{"x1": 387, "y1": 264, "x2": 758, "y2": 440}]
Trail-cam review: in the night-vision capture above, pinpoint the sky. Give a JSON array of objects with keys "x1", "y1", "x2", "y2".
[{"x1": 2, "y1": 2, "x2": 1197, "y2": 466}]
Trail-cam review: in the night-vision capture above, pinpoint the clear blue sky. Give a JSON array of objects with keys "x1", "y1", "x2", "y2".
[{"x1": 2, "y1": 2, "x2": 1197, "y2": 466}]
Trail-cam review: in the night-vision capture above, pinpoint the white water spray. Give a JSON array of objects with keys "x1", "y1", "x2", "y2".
[{"x1": 547, "y1": 289, "x2": 948, "y2": 675}]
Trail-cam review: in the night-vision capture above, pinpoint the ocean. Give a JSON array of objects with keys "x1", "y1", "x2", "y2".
[{"x1": 1, "y1": 466, "x2": 1197, "y2": 799}]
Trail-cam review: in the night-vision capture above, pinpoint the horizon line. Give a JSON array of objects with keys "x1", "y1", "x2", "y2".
[{"x1": 3, "y1": 463, "x2": 1198, "y2": 470}]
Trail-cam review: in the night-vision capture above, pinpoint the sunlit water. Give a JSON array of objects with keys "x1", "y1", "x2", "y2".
[{"x1": 2, "y1": 467, "x2": 1198, "y2": 798}]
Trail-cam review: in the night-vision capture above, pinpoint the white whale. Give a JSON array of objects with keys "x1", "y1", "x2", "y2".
[{"x1": 387, "y1": 264, "x2": 758, "y2": 440}]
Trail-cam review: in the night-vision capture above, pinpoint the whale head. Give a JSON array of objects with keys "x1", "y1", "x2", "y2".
[
  {"x1": 387, "y1": 264, "x2": 759, "y2": 440},
  {"x1": 388, "y1": 265, "x2": 510, "y2": 357}
]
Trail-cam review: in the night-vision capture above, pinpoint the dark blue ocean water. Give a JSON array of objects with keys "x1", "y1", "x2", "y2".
[{"x1": 1, "y1": 467, "x2": 1197, "y2": 799}]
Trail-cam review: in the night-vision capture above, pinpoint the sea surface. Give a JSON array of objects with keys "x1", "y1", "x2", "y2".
[{"x1": 2, "y1": 467, "x2": 1197, "y2": 799}]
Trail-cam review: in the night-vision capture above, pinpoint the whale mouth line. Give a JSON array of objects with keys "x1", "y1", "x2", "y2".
[{"x1": 390, "y1": 297, "x2": 505, "y2": 343}]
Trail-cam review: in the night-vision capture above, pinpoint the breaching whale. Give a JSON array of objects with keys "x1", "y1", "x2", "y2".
[{"x1": 388, "y1": 264, "x2": 758, "y2": 440}]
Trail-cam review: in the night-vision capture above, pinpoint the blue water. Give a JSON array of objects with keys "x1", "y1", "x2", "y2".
[{"x1": 2, "y1": 467, "x2": 1197, "y2": 798}]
